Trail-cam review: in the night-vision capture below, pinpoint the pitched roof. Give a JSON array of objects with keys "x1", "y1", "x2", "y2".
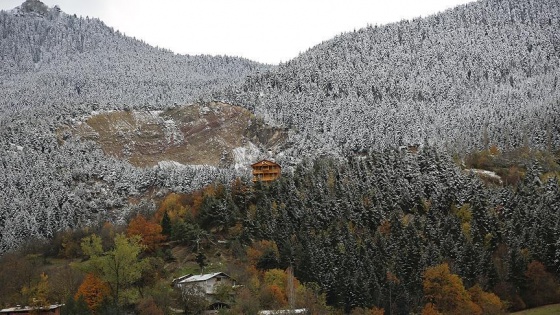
[
  {"x1": 0, "y1": 304, "x2": 64, "y2": 313},
  {"x1": 172, "y1": 273, "x2": 193, "y2": 284},
  {"x1": 251, "y1": 159, "x2": 280, "y2": 167},
  {"x1": 178, "y1": 272, "x2": 231, "y2": 284}
]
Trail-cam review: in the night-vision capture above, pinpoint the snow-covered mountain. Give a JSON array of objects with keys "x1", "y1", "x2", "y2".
[
  {"x1": 1, "y1": 0, "x2": 559, "y2": 253},
  {"x1": 0, "y1": 0, "x2": 272, "y2": 253},
  {"x1": 221, "y1": 0, "x2": 560, "y2": 156},
  {"x1": 0, "y1": 0, "x2": 271, "y2": 116}
]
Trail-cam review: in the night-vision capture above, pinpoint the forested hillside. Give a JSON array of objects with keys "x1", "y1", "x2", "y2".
[
  {"x1": 2, "y1": 147, "x2": 558, "y2": 314},
  {"x1": 222, "y1": 0, "x2": 560, "y2": 156},
  {"x1": 223, "y1": 148, "x2": 558, "y2": 313},
  {"x1": 158, "y1": 147, "x2": 559, "y2": 313},
  {"x1": 0, "y1": 1, "x2": 271, "y2": 253},
  {"x1": 1, "y1": 3, "x2": 560, "y2": 310}
]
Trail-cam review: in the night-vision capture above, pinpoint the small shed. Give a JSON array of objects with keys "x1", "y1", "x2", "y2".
[{"x1": 251, "y1": 159, "x2": 281, "y2": 182}]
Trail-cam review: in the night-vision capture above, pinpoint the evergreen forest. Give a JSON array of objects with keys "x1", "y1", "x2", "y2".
[{"x1": 0, "y1": 0, "x2": 560, "y2": 313}]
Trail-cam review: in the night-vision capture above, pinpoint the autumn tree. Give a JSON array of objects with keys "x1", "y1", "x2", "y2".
[
  {"x1": 258, "y1": 268, "x2": 304, "y2": 310},
  {"x1": 422, "y1": 263, "x2": 481, "y2": 315},
  {"x1": 522, "y1": 260, "x2": 560, "y2": 307},
  {"x1": 231, "y1": 287, "x2": 260, "y2": 314},
  {"x1": 246, "y1": 240, "x2": 280, "y2": 270},
  {"x1": 295, "y1": 282, "x2": 331, "y2": 315},
  {"x1": 22, "y1": 272, "x2": 50, "y2": 312},
  {"x1": 155, "y1": 193, "x2": 189, "y2": 222},
  {"x1": 421, "y1": 303, "x2": 441, "y2": 315},
  {"x1": 468, "y1": 284, "x2": 505, "y2": 315},
  {"x1": 80, "y1": 233, "x2": 147, "y2": 312},
  {"x1": 75, "y1": 273, "x2": 110, "y2": 312},
  {"x1": 260, "y1": 284, "x2": 287, "y2": 310},
  {"x1": 126, "y1": 214, "x2": 166, "y2": 252}
]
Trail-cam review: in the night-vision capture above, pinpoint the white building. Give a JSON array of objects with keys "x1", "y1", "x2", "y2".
[{"x1": 173, "y1": 272, "x2": 235, "y2": 295}]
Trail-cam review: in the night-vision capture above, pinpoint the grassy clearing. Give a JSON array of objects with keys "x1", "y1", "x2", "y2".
[{"x1": 510, "y1": 304, "x2": 560, "y2": 315}]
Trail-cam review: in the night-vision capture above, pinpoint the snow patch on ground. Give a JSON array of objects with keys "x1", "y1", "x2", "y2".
[
  {"x1": 132, "y1": 111, "x2": 159, "y2": 123},
  {"x1": 466, "y1": 169, "x2": 503, "y2": 184},
  {"x1": 233, "y1": 142, "x2": 262, "y2": 171},
  {"x1": 157, "y1": 160, "x2": 186, "y2": 169},
  {"x1": 163, "y1": 119, "x2": 184, "y2": 145},
  {"x1": 157, "y1": 160, "x2": 217, "y2": 171}
]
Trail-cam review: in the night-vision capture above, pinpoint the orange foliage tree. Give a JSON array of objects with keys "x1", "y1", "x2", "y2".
[
  {"x1": 422, "y1": 263, "x2": 481, "y2": 315},
  {"x1": 468, "y1": 284, "x2": 505, "y2": 315},
  {"x1": 126, "y1": 214, "x2": 166, "y2": 252},
  {"x1": 75, "y1": 273, "x2": 110, "y2": 312}
]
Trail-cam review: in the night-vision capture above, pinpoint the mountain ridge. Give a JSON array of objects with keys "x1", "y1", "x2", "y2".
[
  {"x1": 220, "y1": 0, "x2": 560, "y2": 157},
  {"x1": 0, "y1": 1, "x2": 272, "y2": 116}
]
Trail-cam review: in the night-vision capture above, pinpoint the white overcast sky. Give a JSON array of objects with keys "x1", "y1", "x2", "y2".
[{"x1": 1, "y1": 0, "x2": 475, "y2": 64}]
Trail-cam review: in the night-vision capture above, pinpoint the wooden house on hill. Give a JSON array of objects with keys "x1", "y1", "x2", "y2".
[{"x1": 251, "y1": 159, "x2": 281, "y2": 182}]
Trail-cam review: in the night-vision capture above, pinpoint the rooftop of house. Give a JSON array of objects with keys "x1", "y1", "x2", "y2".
[
  {"x1": 258, "y1": 309, "x2": 308, "y2": 315},
  {"x1": 0, "y1": 304, "x2": 64, "y2": 313},
  {"x1": 176, "y1": 272, "x2": 232, "y2": 284},
  {"x1": 251, "y1": 159, "x2": 280, "y2": 167}
]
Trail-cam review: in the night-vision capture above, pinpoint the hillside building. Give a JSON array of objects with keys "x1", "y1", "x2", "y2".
[
  {"x1": 0, "y1": 304, "x2": 64, "y2": 315},
  {"x1": 173, "y1": 272, "x2": 235, "y2": 295},
  {"x1": 251, "y1": 159, "x2": 281, "y2": 182}
]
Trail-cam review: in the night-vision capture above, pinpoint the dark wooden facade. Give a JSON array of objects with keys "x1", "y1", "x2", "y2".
[{"x1": 251, "y1": 160, "x2": 281, "y2": 182}]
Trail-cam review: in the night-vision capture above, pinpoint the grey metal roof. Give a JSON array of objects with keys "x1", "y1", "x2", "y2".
[{"x1": 178, "y1": 272, "x2": 231, "y2": 284}]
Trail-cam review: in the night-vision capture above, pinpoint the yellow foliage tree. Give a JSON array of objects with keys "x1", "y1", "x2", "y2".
[
  {"x1": 21, "y1": 272, "x2": 50, "y2": 313},
  {"x1": 155, "y1": 193, "x2": 189, "y2": 222},
  {"x1": 468, "y1": 284, "x2": 506, "y2": 315},
  {"x1": 421, "y1": 303, "x2": 441, "y2": 315},
  {"x1": 264, "y1": 269, "x2": 288, "y2": 288},
  {"x1": 423, "y1": 263, "x2": 481, "y2": 315},
  {"x1": 80, "y1": 234, "x2": 147, "y2": 308}
]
